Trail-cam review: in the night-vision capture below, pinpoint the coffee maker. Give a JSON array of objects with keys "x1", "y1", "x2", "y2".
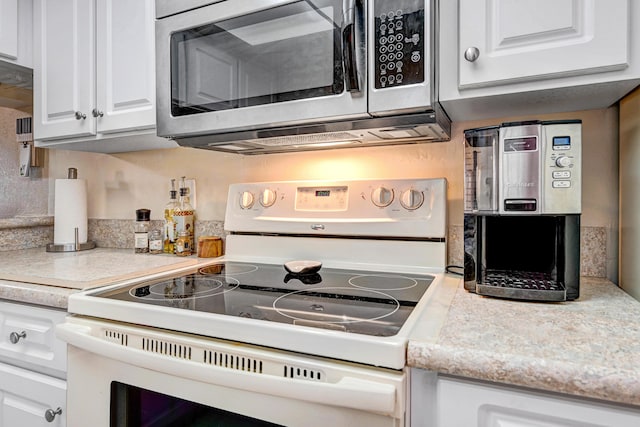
[{"x1": 463, "y1": 120, "x2": 581, "y2": 301}]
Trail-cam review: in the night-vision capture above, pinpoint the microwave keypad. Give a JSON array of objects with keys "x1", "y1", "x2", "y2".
[{"x1": 374, "y1": 0, "x2": 425, "y2": 89}]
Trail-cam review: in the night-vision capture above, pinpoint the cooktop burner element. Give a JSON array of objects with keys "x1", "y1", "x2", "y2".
[
  {"x1": 97, "y1": 262, "x2": 435, "y2": 337},
  {"x1": 131, "y1": 276, "x2": 238, "y2": 300},
  {"x1": 272, "y1": 287, "x2": 400, "y2": 325}
]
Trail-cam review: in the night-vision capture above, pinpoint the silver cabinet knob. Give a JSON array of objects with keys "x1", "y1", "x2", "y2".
[
  {"x1": 464, "y1": 47, "x2": 480, "y2": 62},
  {"x1": 9, "y1": 331, "x2": 26, "y2": 344},
  {"x1": 92, "y1": 108, "x2": 104, "y2": 118},
  {"x1": 74, "y1": 111, "x2": 86, "y2": 120},
  {"x1": 44, "y1": 407, "x2": 62, "y2": 422}
]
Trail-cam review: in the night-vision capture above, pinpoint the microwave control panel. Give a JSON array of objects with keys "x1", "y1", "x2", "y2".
[{"x1": 374, "y1": 0, "x2": 425, "y2": 89}]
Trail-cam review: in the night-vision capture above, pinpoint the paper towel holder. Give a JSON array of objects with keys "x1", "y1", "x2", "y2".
[
  {"x1": 46, "y1": 167, "x2": 96, "y2": 252},
  {"x1": 46, "y1": 227, "x2": 97, "y2": 252}
]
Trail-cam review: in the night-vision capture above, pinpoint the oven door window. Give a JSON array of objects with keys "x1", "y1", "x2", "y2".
[
  {"x1": 110, "y1": 382, "x2": 284, "y2": 426},
  {"x1": 170, "y1": 0, "x2": 345, "y2": 116}
]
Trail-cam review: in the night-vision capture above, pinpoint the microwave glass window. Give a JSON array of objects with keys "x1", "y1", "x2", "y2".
[
  {"x1": 110, "y1": 382, "x2": 284, "y2": 426},
  {"x1": 170, "y1": 1, "x2": 345, "y2": 116}
]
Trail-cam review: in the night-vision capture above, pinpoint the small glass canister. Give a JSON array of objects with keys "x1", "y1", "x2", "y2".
[
  {"x1": 148, "y1": 229, "x2": 163, "y2": 254},
  {"x1": 175, "y1": 230, "x2": 192, "y2": 256}
]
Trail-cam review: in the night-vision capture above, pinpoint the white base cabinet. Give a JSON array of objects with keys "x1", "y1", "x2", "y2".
[
  {"x1": 0, "y1": 363, "x2": 66, "y2": 427},
  {"x1": 0, "y1": 301, "x2": 67, "y2": 427},
  {"x1": 439, "y1": 0, "x2": 640, "y2": 121},
  {"x1": 410, "y1": 370, "x2": 640, "y2": 427}
]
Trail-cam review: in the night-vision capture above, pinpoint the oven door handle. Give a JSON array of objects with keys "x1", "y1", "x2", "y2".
[{"x1": 57, "y1": 322, "x2": 399, "y2": 415}]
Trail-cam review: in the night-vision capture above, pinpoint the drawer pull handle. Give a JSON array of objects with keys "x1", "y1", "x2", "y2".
[
  {"x1": 45, "y1": 407, "x2": 62, "y2": 422},
  {"x1": 9, "y1": 331, "x2": 26, "y2": 344}
]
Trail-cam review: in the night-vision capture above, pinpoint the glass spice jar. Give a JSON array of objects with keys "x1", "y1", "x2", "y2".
[
  {"x1": 134, "y1": 209, "x2": 150, "y2": 253},
  {"x1": 175, "y1": 230, "x2": 192, "y2": 257},
  {"x1": 148, "y1": 229, "x2": 163, "y2": 254}
]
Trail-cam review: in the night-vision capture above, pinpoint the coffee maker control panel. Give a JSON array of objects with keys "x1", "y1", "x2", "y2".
[{"x1": 542, "y1": 121, "x2": 582, "y2": 214}]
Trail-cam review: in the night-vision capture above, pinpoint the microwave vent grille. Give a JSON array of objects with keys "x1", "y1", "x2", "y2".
[{"x1": 251, "y1": 132, "x2": 362, "y2": 147}]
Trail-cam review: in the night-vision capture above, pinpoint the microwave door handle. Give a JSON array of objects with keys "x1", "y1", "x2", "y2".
[{"x1": 342, "y1": 0, "x2": 360, "y2": 92}]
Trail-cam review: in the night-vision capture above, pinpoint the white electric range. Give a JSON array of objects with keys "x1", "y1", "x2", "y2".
[{"x1": 57, "y1": 178, "x2": 447, "y2": 427}]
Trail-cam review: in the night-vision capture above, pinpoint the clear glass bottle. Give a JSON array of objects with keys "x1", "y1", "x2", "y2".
[
  {"x1": 175, "y1": 230, "x2": 192, "y2": 256},
  {"x1": 134, "y1": 209, "x2": 150, "y2": 253},
  {"x1": 174, "y1": 177, "x2": 195, "y2": 251},
  {"x1": 163, "y1": 179, "x2": 178, "y2": 254},
  {"x1": 149, "y1": 229, "x2": 163, "y2": 254}
]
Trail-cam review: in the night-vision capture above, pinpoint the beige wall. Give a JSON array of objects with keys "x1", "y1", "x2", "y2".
[
  {"x1": 620, "y1": 87, "x2": 640, "y2": 299},
  {"x1": 47, "y1": 108, "x2": 619, "y2": 227}
]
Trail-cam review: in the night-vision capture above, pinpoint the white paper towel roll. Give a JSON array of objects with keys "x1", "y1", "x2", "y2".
[{"x1": 53, "y1": 179, "x2": 88, "y2": 245}]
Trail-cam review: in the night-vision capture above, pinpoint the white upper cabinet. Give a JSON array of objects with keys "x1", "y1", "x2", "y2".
[
  {"x1": 95, "y1": 0, "x2": 156, "y2": 135},
  {"x1": 0, "y1": 0, "x2": 18, "y2": 60},
  {"x1": 458, "y1": 0, "x2": 628, "y2": 89},
  {"x1": 440, "y1": 0, "x2": 640, "y2": 121},
  {"x1": 0, "y1": 0, "x2": 33, "y2": 68},
  {"x1": 33, "y1": 0, "x2": 176, "y2": 152},
  {"x1": 33, "y1": 0, "x2": 94, "y2": 140}
]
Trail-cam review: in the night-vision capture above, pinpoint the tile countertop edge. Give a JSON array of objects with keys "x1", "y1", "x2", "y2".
[{"x1": 407, "y1": 277, "x2": 640, "y2": 408}]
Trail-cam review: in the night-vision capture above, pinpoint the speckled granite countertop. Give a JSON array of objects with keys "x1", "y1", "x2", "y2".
[
  {"x1": 0, "y1": 247, "x2": 207, "y2": 309},
  {"x1": 408, "y1": 276, "x2": 640, "y2": 408}
]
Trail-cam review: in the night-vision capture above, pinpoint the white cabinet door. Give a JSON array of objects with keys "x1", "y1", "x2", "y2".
[
  {"x1": 33, "y1": 0, "x2": 95, "y2": 140},
  {"x1": 458, "y1": 0, "x2": 629, "y2": 89},
  {"x1": 95, "y1": 0, "x2": 156, "y2": 134},
  {"x1": 437, "y1": 376, "x2": 640, "y2": 427},
  {"x1": 0, "y1": 0, "x2": 18, "y2": 60},
  {"x1": 0, "y1": 363, "x2": 66, "y2": 427}
]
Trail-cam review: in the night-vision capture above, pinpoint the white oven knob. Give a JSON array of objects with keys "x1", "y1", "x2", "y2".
[
  {"x1": 555, "y1": 155, "x2": 572, "y2": 168},
  {"x1": 259, "y1": 188, "x2": 277, "y2": 207},
  {"x1": 371, "y1": 186, "x2": 394, "y2": 207},
  {"x1": 239, "y1": 191, "x2": 255, "y2": 209},
  {"x1": 400, "y1": 189, "x2": 424, "y2": 210}
]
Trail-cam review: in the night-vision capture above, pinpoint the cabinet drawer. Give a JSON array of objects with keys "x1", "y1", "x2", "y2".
[
  {"x1": 0, "y1": 362, "x2": 66, "y2": 427},
  {"x1": 0, "y1": 301, "x2": 67, "y2": 379}
]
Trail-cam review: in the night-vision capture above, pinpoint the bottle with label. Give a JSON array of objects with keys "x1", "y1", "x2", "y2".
[
  {"x1": 163, "y1": 179, "x2": 178, "y2": 254},
  {"x1": 175, "y1": 231, "x2": 192, "y2": 257},
  {"x1": 134, "y1": 209, "x2": 150, "y2": 253},
  {"x1": 174, "y1": 177, "x2": 195, "y2": 251}
]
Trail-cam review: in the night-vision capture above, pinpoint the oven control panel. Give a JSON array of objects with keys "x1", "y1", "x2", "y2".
[{"x1": 225, "y1": 178, "x2": 447, "y2": 238}]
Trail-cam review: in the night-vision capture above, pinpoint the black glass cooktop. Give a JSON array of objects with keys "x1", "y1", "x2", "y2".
[{"x1": 97, "y1": 262, "x2": 435, "y2": 337}]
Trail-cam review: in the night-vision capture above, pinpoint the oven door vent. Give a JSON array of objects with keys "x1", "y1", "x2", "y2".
[
  {"x1": 204, "y1": 350, "x2": 263, "y2": 374},
  {"x1": 104, "y1": 329, "x2": 128, "y2": 346},
  {"x1": 284, "y1": 365, "x2": 324, "y2": 382},
  {"x1": 142, "y1": 337, "x2": 192, "y2": 360}
]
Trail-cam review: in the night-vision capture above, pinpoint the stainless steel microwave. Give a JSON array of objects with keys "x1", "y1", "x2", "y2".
[{"x1": 155, "y1": 0, "x2": 450, "y2": 154}]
